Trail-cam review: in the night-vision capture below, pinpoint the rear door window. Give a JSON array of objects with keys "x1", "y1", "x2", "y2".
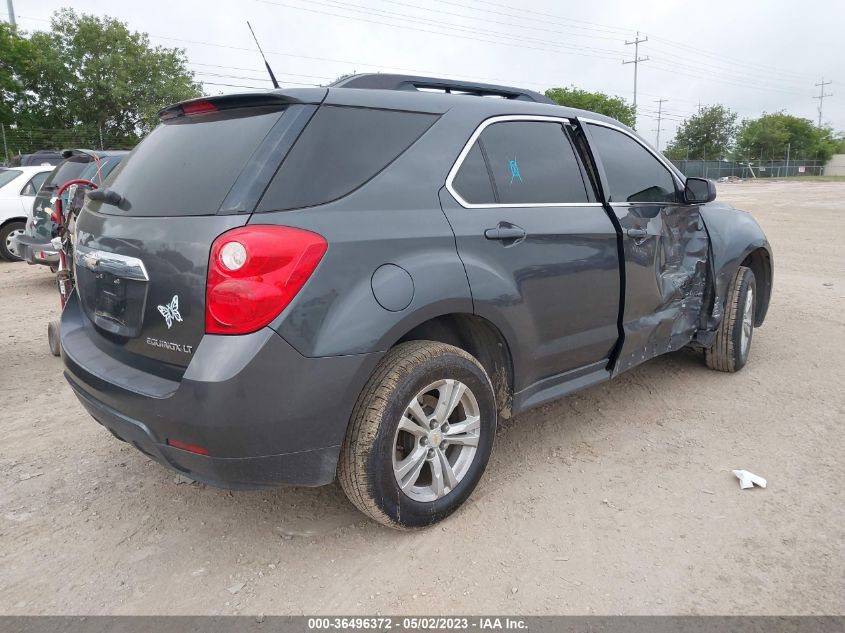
[
  {"x1": 587, "y1": 124, "x2": 678, "y2": 204},
  {"x1": 99, "y1": 109, "x2": 286, "y2": 216},
  {"x1": 481, "y1": 121, "x2": 589, "y2": 205},
  {"x1": 257, "y1": 106, "x2": 438, "y2": 212},
  {"x1": 451, "y1": 120, "x2": 589, "y2": 206}
]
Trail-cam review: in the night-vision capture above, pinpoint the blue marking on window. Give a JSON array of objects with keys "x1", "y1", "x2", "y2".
[{"x1": 509, "y1": 158, "x2": 522, "y2": 184}]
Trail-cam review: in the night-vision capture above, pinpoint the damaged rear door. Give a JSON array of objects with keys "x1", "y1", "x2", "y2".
[{"x1": 583, "y1": 120, "x2": 709, "y2": 374}]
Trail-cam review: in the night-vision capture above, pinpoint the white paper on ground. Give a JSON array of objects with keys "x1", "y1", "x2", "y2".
[{"x1": 733, "y1": 469, "x2": 767, "y2": 489}]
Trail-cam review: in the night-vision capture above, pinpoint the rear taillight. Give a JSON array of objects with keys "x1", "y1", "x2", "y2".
[{"x1": 206, "y1": 226, "x2": 327, "y2": 335}]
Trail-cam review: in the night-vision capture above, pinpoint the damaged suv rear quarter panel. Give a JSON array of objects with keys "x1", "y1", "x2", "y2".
[{"x1": 699, "y1": 201, "x2": 773, "y2": 329}]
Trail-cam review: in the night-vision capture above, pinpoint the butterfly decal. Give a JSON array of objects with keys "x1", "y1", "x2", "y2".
[{"x1": 157, "y1": 295, "x2": 183, "y2": 329}]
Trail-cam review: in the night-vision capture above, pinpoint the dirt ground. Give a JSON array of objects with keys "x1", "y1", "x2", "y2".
[{"x1": 0, "y1": 180, "x2": 843, "y2": 616}]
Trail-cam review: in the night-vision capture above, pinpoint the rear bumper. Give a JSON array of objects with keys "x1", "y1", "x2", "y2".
[
  {"x1": 14, "y1": 233, "x2": 58, "y2": 265},
  {"x1": 68, "y1": 381, "x2": 342, "y2": 489},
  {"x1": 61, "y1": 292, "x2": 383, "y2": 488}
]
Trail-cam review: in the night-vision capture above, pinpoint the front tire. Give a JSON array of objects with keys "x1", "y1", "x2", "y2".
[
  {"x1": 0, "y1": 221, "x2": 26, "y2": 262},
  {"x1": 339, "y1": 341, "x2": 497, "y2": 529},
  {"x1": 705, "y1": 266, "x2": 756, "y2": 372}
]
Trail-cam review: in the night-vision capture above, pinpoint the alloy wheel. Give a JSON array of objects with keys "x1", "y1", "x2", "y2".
[{"x1": 392, "y1": 378, "x2": 481, "y2": 502}]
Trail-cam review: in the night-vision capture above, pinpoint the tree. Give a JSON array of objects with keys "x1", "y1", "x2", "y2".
[
  {"x1": 0, "y1": 23, "x2": 39, "y2": 129},
  {"x1": 664, "y1": 105, "x2": 738, "y2": 160},
  {"x1": 1, "y1": 9, "x2": 202, "y2": 153},
  {"x1": 734, "y1": 112, "x2": 838, "y2": 162},
  {"x1": 544, "y1": 86, "x2": 636, "y2": 128}
]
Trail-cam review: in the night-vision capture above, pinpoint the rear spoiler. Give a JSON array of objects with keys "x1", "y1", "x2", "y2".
[
  {"x1": 158, "y1": 88, "x2": 327, "y2": 121},
  {"x1": 61, "y1": 149, "x2": 102, "y2": 160}
]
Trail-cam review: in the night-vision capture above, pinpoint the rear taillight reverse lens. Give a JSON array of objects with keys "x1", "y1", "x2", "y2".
[{"x1": 206, "y1": 226, "x2": 327, "y2": 335}]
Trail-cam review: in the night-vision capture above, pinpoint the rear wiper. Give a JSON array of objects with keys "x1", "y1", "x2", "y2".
[{"x1": 87, "y1": 188, "x2": 125, "y2": 206}]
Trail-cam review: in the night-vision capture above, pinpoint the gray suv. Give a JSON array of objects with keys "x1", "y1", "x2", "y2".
[{"x1": 61, "y1": 74, "x2": 773, "y2": 528}]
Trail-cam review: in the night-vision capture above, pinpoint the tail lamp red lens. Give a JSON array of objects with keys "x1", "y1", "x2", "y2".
[
  {"x1": 166, "y1": 439, "x2": 210, "y2": 456},
  {"x1": 206, "y1": 225, "x2": 327, "y2": 335}
]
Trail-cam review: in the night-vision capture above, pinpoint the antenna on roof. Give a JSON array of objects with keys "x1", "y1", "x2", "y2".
[{"x1": 246, "y1": 21, "x2": 279, "y2": 89}]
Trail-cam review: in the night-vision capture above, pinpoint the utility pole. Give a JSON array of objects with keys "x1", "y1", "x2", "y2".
[
  {"x1": 813, "y1": 77, "x2": 833, "y2": 127},
  {"x1": 652, "y1": 98, "x2": 668, "y2": 150},
  {"x1": 5, "y1": 0, "x2": 14, "y2": 28},
  {"x1": 623, "y1": 31, "x2": 648, "y2": 130}
]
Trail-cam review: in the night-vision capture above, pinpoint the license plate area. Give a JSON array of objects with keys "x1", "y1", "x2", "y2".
[
  {"x1": 75, "y1": 245, "x2": 149, "y2": 338},
  {"x1": 94, "y1": 271, "x2": 129, "y2": 325}
]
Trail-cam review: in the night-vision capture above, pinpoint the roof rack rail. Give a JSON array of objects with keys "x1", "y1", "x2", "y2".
[{"x1": 331, "y1": 73, "x2": 555, "y2": 105}]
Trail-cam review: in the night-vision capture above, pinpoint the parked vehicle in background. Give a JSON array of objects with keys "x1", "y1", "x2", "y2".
[
  {"x1": 61, "y1": 75, "x2": 773, "y2": 529},
  {"x1": 0, "y1": 166, "x2": 54, "y2": 261},
  {"x1": 14, "y1": 150, "x2": 127, "y2": 266},
  {"x1": 8, "y1": 150, "x2": 64, "y2": 167}
]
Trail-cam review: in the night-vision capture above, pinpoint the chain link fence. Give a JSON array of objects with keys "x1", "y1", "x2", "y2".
[
  {"x1": 671, "y1": 159, "x2": 827, "y2": 179},
  {"x1": 1, "y1": 124, "x2": 137, "y2": 164}
]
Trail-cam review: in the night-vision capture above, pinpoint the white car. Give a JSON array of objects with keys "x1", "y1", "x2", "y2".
[{"x1": 0, "y1": 166, "x2": 53, "y2": 261}]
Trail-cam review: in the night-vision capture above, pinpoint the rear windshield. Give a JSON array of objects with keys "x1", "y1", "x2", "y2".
[
  {"x1": 79, "y1": 155, "x2": 124, "y2": 185},
  {"x1": 0, "y1": 169, "x2": 22, "y2": 188},
  {"x1": 97, "y1": 109, "x2": 285, "y2": 216},
  {"x1": 41, "y1": 157, "x2": 90, "y2": 191}
]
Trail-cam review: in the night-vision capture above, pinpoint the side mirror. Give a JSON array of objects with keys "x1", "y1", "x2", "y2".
[{"x1": 684, "y1": 177, "x2": 716, "y2": 204}]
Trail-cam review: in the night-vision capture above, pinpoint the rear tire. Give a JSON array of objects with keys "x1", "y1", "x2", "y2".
[
  {"x1": 338, "y1": 341, "x2": 497, "y2": 529},
  {"x1": 0, "y1": 221, "x2": 26, "y2": 262},
  {"x1": 48, "y1": 320, "x2": 61, "y2": 357},
  {"x1": 705, "y1": 266, "x2": 756, "y2": 372}
]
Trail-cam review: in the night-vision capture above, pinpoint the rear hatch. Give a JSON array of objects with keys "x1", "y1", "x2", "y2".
[{"x1": 73, "y1": 91, "x2": 325, "y2": 370}]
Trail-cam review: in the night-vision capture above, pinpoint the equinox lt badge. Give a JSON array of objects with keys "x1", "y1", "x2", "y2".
[{"x1": 145, "y1": 337, "x2": 193, "y2": 354}]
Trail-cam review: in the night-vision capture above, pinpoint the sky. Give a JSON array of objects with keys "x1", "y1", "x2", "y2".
[{"x1": 6, "y1": 0, "x2": 844, "y2": 153}]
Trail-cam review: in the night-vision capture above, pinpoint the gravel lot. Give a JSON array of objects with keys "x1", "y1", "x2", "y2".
[{"x1": 1, "y1": 180, "x2": 843, "y2": 615}]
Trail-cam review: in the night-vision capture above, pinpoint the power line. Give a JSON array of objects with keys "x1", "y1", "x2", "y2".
[
  {"x1": 429, "y1": 0, "x2": 821, "y2": 87},
  {"x1": 451, "y1": 0, "x2": 818, "y2": 84},
  {"x1": 7, "y1": 8, "x2": 829, "y2": 93},
  {"x1": 623, "y1": 31, "x2": 648, "y2": 128},
  {"x1": 431, "y1": 0, "x2": 635, "y2": 37},
  {"x1": 190, "y1": 62, "x2": 333, "y2": 81},
  {"x1": 7, "y1": 10, "x2": 840, "y2": 129},
  {"x1": 813, "y1": 78, "x2": 833, "y2": 127},
  {"x1": 646, "y1": 60, "x2": 811, "y2": 97},
  {"x1": 647, "y1": 35, "x2": 812, "y2": 82},
  {"x1": 255, "y1": 0, "x2": 623, "y2": 60},
  {"x1": 382, "y1": 0, "x2": 626, "y2": 42}
]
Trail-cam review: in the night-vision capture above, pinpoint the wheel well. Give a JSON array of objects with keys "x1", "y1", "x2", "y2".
[
  {"x1": 0, "y1": 217, "x2": 27, "y2": 229},
  {"x1": 396, "y1": 314, "x2": 514, "y2": 418},
  {"x1": 742, "y1": 248, "x2": 772, "y2": 326}
]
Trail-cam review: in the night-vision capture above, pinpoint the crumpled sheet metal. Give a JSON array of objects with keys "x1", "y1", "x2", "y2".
[{"x1": 616, "y1": 206, "x2": 708, "y2": 373}]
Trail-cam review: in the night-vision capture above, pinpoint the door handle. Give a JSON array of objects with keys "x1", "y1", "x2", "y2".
[
  {"x1": 626, "y1": 228, "x2": 649, "y2": 239},
  {"x1": 484, "y1": 224, "x2": 526, "y2": 241}
]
